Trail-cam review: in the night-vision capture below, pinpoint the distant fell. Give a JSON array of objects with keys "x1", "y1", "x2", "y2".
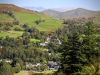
[
  {"x1": 41, "y1": 8, "x2": 97, "y2": 18},
  {"x1": 22, "y1": 6, "x2": 45, "y2": 11}
]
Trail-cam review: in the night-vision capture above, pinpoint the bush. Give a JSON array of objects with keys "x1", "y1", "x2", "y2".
[
  {"x1": 14, "y1": 27, "x2": 22, "y2": 31},
  {"x1": 0, "y1": 22, "x2": 3, "y2": 27},
  {"x1": 12, "y1": 63, "x2": 21, "y2": 73},
  {"x1": 0, "y1": 62, "x2": 14, "y2": 75},
  {"x1": 3, "y1": 26, "x2": 10, "y2": 31},
  {"x1": 13, "y1": 67, "x2": 21, "y2": 73},
  {"x1": 81, "y1": 65, "x2": 99, "y2": 75},
  {"x1": 23, "y1": 23, "x2": 29, "y2": 28},
  {"x1": 34, "y1": 20, "x2": 42, "y2": 25},
  {"x1": 13, "y1": 19, "x2": 19, "y2": 25},
  {"x1": 73, "y1": 72, "x2": 84, "y2": 75},
  {"x1": 3, "y1": 10, "x2": 8, "y2": 14},
  {"x1": 56, "y1": 71, "x2": 66, "y2": 75}
]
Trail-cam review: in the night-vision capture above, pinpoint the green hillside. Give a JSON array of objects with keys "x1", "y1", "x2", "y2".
[
  {"x1": 0, "y1": 4, "x2": 63, "y2": 38},
  {"x1": 13, "y1": 10, "x2": 62, "y2": 31}
]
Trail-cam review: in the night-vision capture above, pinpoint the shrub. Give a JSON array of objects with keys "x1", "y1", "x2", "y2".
[
  {"x1": 14, "y1": 27, "x2": 21, "y2": 31},
  {"x1": 0, "y1": 62, "x2": 14, "y2": 75},
  {"x1": 0, "y1": 22, "x2": 3, "y2": 27},
  {"x1": 13, "y1": 63, "x2": 21, "y2": 73},
  {"x1": 13, "y1": 19, "x2": 19, "y2": 25},
  {"x1": 13, "y1": 67, "x2": 20, "y2": 73},
  {"x1": 56, "y1": 71, "x2": 66, "y2": 75}
]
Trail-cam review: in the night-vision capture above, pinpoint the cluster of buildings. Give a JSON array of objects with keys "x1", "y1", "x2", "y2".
[
  {"x1": 40, "y1": 36, "x2": 61, "y2": 46},
  {"x1": 25, "y1": 61, "x2": 60, "y2": 71}
]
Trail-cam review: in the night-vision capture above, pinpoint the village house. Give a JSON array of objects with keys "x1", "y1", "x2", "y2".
[
  {"x1": 0, "y1": 59, "x2": 12, "y2": 63},
  {"x1": 25, "y1": 62, "x2": 41, "y2": 68},
  {"x1": 40, "y1": 36, "x2": 61, "y2": 46},
  {"x1": 47, "y1": 61, "x2": 60, "y2": 70}
]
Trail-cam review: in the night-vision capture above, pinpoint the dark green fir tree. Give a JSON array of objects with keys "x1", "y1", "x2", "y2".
[{"x1": 60, "y1": 27, "x2": 86, "y2": 75}]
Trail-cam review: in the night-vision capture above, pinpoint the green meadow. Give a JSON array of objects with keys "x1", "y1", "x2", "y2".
[
  {"x1": 0, "y1": 31, "x2": 23, "y2": 38},
  {"x1": 30, "y1": 38, "x2": 41, "y2": 43},
  {"x1": 0, "y1": 10, "x2": 63, "y2": 39},
  {"x1": 13, "y1": 10, "x2": 63, "y2": 31}
]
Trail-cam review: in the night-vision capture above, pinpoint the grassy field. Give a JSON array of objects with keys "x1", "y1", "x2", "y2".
[
  {"x1": 30, "y1": 38, "x2": 41, "y2": 43},
  {"x1": 41, "y1": 70, "x2": 56, "y2": 74},
  {"x1": 14, "y1": 71, "x2": 29, "y2": 75},
  {"x1": 14, "y1": 70, "x2": 56, "y2": 75},
  {"x1": 13, "y1": 10, "x2": 63, "y2": 31},
  {"x1": 0, "y1": 14, "x2": 13, "y2": 22},
  {"x1": 0, "y1": 31, "x2": 23, "y2": 38}
]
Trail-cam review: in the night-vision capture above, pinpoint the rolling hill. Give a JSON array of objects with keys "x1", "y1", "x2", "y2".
[
  {"x1": 65, "y1": 11, "x2": 100, "y2": 24},
  {"x1": 0, "y1": 4, "x2": 62, "y2": 30},
  {"x1": 41, "y1": 8, "x2": 97, "y2": 18},
  {"x1": 0, "y1": 4, "x2": 63, "y2": 38}
]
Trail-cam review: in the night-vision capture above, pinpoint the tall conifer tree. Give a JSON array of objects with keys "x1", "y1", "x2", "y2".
[
  {"x1": 82, "y1": 21, "x2": 99, "y2": 63},
  {"x1": 60, "y1": 25, "x2": 86, "y2": 75}
]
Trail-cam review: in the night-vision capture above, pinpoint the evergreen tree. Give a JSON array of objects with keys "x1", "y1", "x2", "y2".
[
  {"x1": 60, "y1": 28, "x2": 86, "y2": 75},
  {"x1": 66, "y1": 31, "x2": 85, "y2": 74},
  {"x1": 60, "y1": 36, "x2": 68, "y2": 71},
  {"x1": 82, "y1": 21, "x2": 99, "y2": 63}
]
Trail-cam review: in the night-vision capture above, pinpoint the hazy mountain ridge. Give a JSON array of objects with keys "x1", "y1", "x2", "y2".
[
  {"x1": 41, "y1": 8, "x2": 97, "y2": 18},
  {"x1": 22, "y1": 6, "x2": 78, "y2": 12},
  {"x1": 22, "y1": 6, "x2": 45, "y2": 11}
]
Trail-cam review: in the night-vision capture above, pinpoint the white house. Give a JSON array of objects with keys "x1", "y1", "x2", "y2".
[{"x1": 40, "y1": 43, "x2": 46, "y2": 46}]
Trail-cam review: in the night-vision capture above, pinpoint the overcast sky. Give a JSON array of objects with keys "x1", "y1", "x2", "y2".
[{"x1": 0, "y1": 0, "x2": 100, "y2": 11}]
